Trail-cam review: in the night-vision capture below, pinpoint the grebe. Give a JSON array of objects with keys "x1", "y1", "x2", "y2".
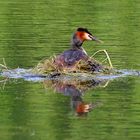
[{"x1": 54, "y1": 28, "x2": 101, "y2": 70}]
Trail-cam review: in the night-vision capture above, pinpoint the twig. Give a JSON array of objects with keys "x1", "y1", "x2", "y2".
[
  {"x1": 0, "y1": 58, "x2": 8, "y2": 70},
  {"x1": 91, "y1": 49, "x2": 113, "y2": 68},
  {"x1": 0, "y1": 64, "x2": 7, "y2": 69}
]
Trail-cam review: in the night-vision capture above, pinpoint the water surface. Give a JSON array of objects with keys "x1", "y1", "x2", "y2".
[{"x1": 0, "y1": 0, "x2": 140, "y2": 140}]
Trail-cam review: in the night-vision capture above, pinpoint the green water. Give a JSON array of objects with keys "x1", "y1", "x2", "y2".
[{"x1": 0, "y1": 0, "x2": 140, "y2": 140}]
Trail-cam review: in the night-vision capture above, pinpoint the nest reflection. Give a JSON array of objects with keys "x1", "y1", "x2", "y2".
[{"x1": 43, "y1": 78, "x2": 109, "y2": 116}]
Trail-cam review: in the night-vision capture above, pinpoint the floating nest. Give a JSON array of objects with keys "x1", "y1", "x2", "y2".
[
  {"x1": 0, "y1": 50, "x2": 115, "y2": 78},
  {"x1": 33, "y1": 50, "x2": 114, "y2": 75}
]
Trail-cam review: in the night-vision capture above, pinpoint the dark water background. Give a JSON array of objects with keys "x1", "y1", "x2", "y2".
[{"x1": 0, "y1": 0, "x2": 140, "y2": 140}]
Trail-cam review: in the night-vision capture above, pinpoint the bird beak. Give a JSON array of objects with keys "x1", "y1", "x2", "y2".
[{"x1": 88, "y1": 34, "x2": 103, "y2": 43}]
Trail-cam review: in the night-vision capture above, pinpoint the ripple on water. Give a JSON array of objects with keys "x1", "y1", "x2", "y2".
[{"x1": 1, "y1": 68, "x2": 139, "y2": 82}]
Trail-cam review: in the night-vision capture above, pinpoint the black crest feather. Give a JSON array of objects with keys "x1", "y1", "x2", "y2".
[{"x1": 77, "y1": 28, "x2": 92, "y2": 35}]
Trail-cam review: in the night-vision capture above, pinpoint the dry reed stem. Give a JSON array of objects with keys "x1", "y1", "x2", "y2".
[{"x1": 91, "y1": 49, "x2": 113, "y2": 68}]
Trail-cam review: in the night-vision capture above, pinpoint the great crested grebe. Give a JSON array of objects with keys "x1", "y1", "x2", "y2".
[{"x1": 54, "y1": 28, "x2": 101, "y2": 70}]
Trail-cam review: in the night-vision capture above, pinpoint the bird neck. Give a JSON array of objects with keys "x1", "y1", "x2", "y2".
[
  {"x1": 71, "y1": 46, "x2": 87, "y2": 55},
  {"x1": 71, "y1": 33, "x2": 84, "y2": 49}
]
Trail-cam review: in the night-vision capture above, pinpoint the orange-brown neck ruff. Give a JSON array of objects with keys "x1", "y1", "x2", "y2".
[{"x1": 76, "y1": 31, "x2": 86, "y2": 41}]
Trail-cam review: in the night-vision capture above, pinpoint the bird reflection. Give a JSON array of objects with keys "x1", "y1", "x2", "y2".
[{"x1": 43, "y1": 78, "x2": 108, "y2": 116}]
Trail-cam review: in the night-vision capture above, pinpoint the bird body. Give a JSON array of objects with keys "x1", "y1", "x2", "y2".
[{"x1": 54, "y1": 28, "x2": 101, "y2": 69}]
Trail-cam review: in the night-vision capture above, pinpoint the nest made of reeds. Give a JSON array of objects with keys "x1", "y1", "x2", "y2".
[{"x1": 33, "y1": 50, "x2": 114, "y2": 75}]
